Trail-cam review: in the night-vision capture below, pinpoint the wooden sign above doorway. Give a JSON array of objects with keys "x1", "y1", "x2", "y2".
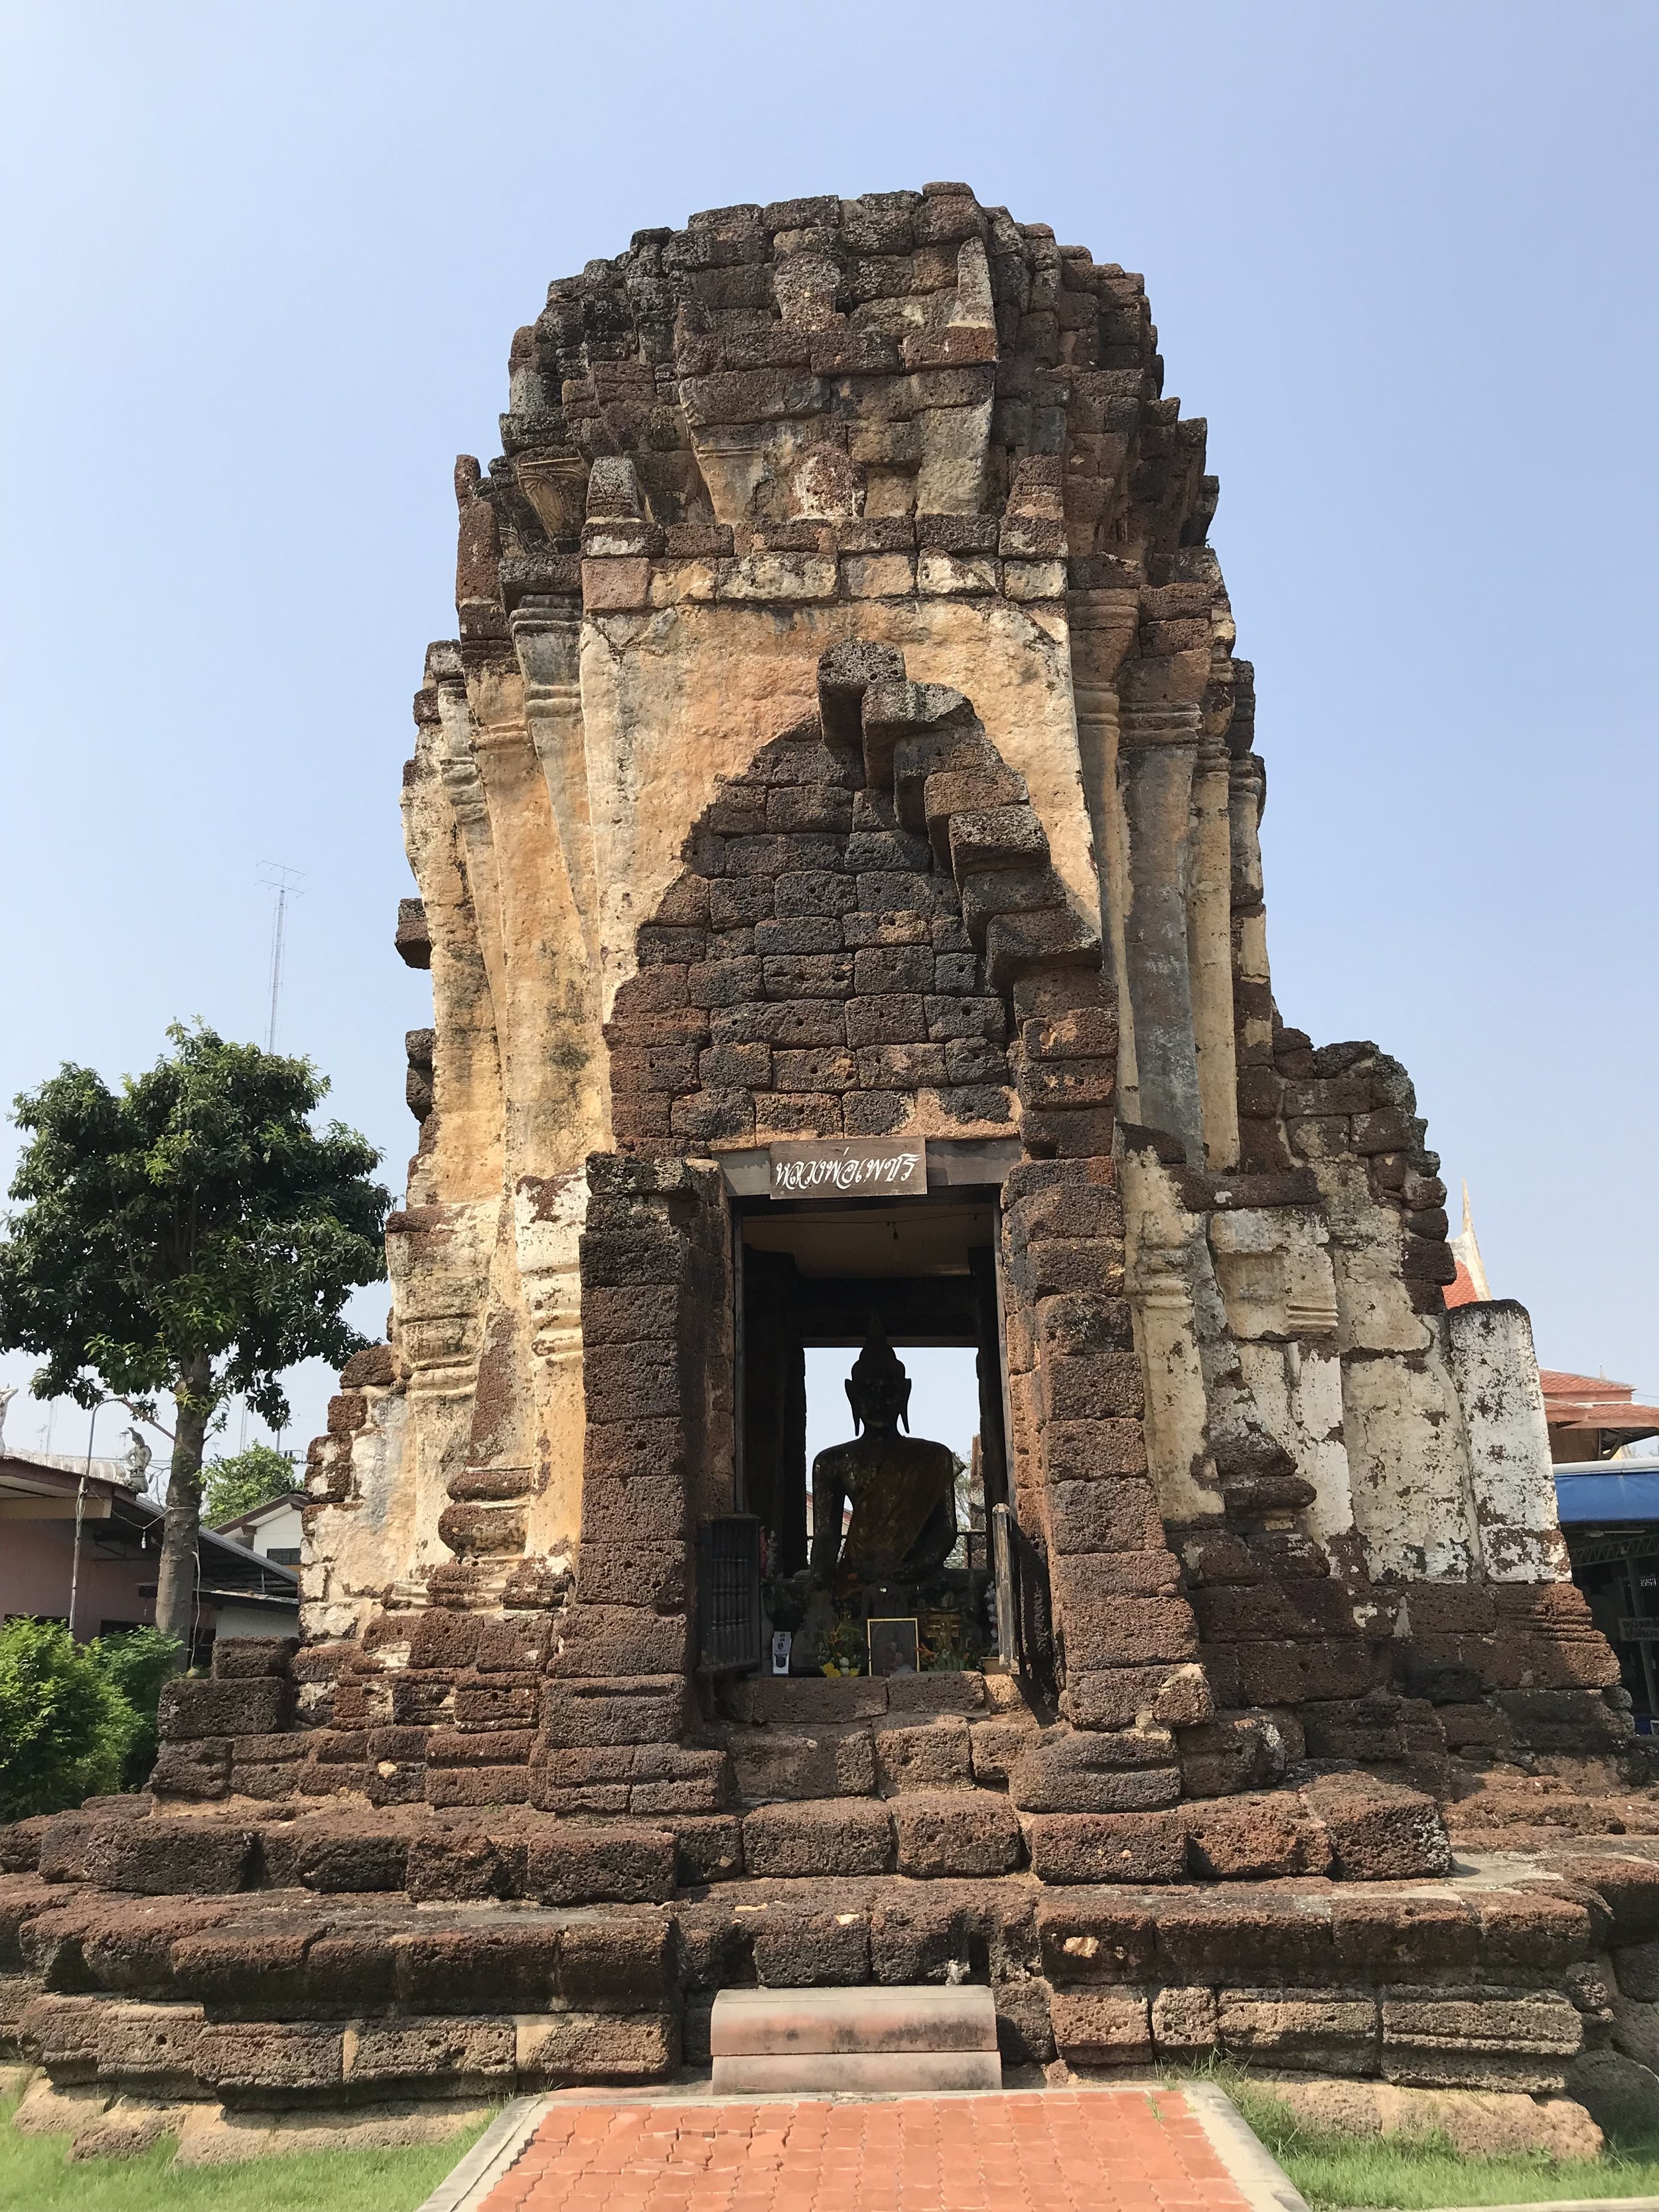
[{"x1": 767, "y1": 1138, "x2": 927, "y2": 1200}]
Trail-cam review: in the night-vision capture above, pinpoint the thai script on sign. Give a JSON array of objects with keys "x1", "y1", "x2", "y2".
[{"x1": 767, "y1": 1140, "x2": 926, "y2": 1198}]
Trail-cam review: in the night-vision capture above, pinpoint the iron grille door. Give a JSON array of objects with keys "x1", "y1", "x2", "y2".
[{"x1": 699, "y1": 1513, "x2": 762, "y2": 1672}]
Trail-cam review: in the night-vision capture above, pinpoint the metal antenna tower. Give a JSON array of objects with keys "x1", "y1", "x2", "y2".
[{"x1": 257, "y1": 864, "x2": 305, "y2": 1052}]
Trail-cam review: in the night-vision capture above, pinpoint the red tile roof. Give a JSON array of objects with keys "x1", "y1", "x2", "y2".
[{"x1": 1541, "y1": 1370, "x2": 1659, "y2": 1436}]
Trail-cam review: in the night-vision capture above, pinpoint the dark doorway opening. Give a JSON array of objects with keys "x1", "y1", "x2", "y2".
[{"x1": 734, "y1": 1192, "x2": 1010, "y2": 1671}]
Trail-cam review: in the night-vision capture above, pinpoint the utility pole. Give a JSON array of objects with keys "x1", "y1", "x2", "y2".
[
  {"x1": 257, "y1": 863, "x2": 304, "y2": 1053},
  {"x1": 68, "y1": 1398, "x2": 107, "y2": 1640}
]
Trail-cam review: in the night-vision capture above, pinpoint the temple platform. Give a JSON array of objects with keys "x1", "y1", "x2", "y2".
[{"x1": 5, "y1": 1779, "x2": 1658, "y2": 2113}]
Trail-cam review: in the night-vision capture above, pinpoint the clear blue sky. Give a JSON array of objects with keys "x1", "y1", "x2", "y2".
[{"x1": 2, "y1": 1, "x2": 1655, "y2": 1466}]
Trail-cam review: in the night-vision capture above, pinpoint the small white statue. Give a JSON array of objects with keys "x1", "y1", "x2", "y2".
[
  {"x1": 0, "y1": 1386, "x2": 15, "y2": 1455},
  {"x1": 123, "y1": 1426, "x2": 153, "y2": 1491}
]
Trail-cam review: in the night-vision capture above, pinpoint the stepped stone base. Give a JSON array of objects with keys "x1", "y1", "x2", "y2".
[
  {"x1": 10, "y1": 1790, "x2": 1659, "y2": 2112},
  {"x1": 11, "y1": 1627, "x2": 1659, "y2": 2121}
]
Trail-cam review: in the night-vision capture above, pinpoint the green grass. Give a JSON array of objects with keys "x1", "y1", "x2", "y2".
[
  {"x1": 1227, "y1": 2075, "x2": 1659, "y2": 2211},
  {"x1": 0, "y1": 2087, "x2": 490, "y2": 2212}
]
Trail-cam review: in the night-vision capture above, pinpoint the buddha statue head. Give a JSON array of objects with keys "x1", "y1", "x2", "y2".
[{"x1": 845, "y1": 1325, "x2": 911, "y2": 1436}]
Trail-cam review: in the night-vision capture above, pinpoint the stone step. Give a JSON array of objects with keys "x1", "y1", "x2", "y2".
[
  {"x1": 716, "y1": 1672, "x2": 1005, "y2": 1728},
  {"x1": 720, "y1": 1722, "x2": 1037, "y2": 1805},
  {"x1": 711, "y1": 2049, "x2": 1003, "y2": 2092},
  {"x1": 713, "y1": 1983, "x2": 998, "y2": 2055},
  {"x1": 710, "y1": 1984, "x2": 1001, "y2": 2093}
]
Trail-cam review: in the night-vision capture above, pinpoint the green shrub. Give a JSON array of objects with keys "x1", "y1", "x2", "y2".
[
  {"x1": 88, "y1": 1626, "x2": 183, "y2": 1787},
  {"x1": 0, "y1": 1618, "x2": 137, "y2": 1818}
]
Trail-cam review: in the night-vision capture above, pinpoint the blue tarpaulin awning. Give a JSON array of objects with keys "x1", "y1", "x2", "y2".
[{"x1": 1555, "y1": 1469, "x2": 1659, "y2": 1524}]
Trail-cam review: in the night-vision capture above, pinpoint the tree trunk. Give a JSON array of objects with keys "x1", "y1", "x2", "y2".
[{"x1": 155, "y1": 1353, "x2": 212, "y2": 1657}]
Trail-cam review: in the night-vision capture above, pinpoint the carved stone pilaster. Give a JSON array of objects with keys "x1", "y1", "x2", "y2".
[
  {"x1": 1189, "y1": 737, "x2": 1238, "y2": 1169},
  {"x1": 514, "y1": 597, "x2": 599, "y2": 978},
  {"x1": 1118, "y1": 701, "x2": 1204, "y2": 1162}
]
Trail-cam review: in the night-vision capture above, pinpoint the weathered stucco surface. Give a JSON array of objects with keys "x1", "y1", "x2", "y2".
[
  {"x1": 579, "y1": 594, "x2": 1093, "y2": 1029},
  {"x1": 1448, "y1": 1299, "x2": 1571, "y2": 1582}
]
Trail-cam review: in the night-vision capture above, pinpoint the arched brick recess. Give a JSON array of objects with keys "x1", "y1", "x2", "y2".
[
  {"x1": 605, "y1": 640, "x2": 1098, "y2": 1159},
  {"x1": 552, "y1": 644, "x2": 1211, "y2": 1817}
]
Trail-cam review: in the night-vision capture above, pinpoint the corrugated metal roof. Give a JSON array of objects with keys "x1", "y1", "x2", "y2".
[{"x1": 0, "y1": 1451, "x2": 297, "y2": 1596}]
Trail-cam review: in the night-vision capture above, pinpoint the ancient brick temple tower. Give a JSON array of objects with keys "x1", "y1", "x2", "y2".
[{"x1": 6, "y1": 188, "x2": 1652, "y2": 2129}]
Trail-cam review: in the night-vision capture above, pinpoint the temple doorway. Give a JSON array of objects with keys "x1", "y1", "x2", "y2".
[{"x1": 733, "y1": 1188, "x2": 1010, "y2": 1676}]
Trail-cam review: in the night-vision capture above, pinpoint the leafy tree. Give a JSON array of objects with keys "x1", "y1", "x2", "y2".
[
  {"x1": 90, "y1": 1627, "x2": 184, "y2": 1788},
  {"x1": 0, "y1": 1619, "x2": 135, "y2": 1818},
  {"x1": 0, "y1": 1024, "x2": 389, "y2": 1651},
  {"x1": 203, "y1": 1441, "x2": 301, "y2": 1528}
]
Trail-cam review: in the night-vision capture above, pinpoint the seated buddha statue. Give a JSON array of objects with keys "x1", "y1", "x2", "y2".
[{"x1": 809, "y1": 1329, "x2": 958, "y2": 1583}]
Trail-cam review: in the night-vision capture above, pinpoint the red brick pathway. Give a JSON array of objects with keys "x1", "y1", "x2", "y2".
[{"x1": 478, "y1": 2087, "x2": 1252, "y2": 2212}]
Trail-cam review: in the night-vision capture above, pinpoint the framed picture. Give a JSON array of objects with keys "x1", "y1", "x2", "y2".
[{"x1": 867, "y1": 1616, "x2": 920, "y2": 1678}]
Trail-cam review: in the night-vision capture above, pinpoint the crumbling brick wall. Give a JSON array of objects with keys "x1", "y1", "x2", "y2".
[{"x1": 606, "y1": 722, "x2": 1013, "y2": 1154}]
